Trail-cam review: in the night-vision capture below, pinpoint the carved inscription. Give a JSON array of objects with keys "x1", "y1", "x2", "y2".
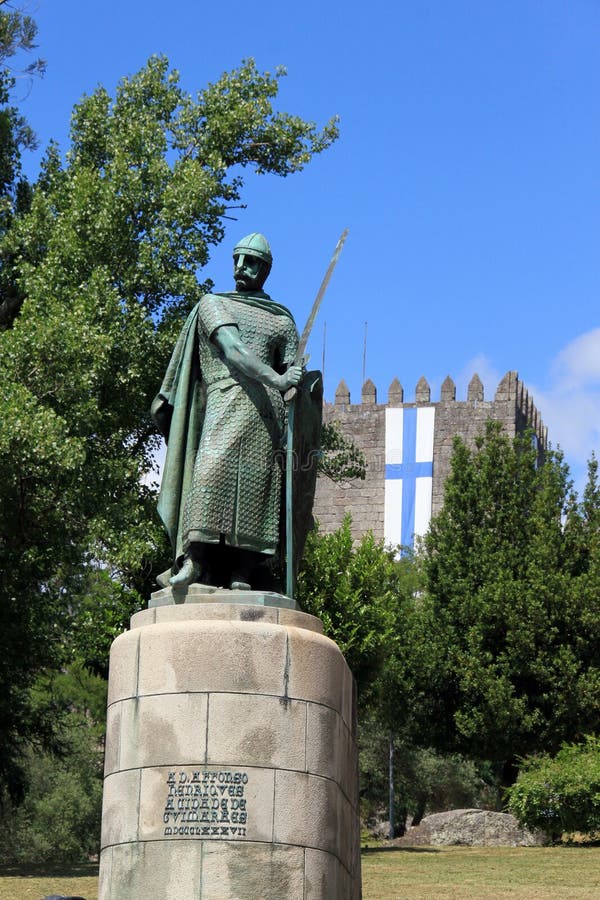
[{"x1": 163, "y1": 769, "x2": 249, "y2": 838}]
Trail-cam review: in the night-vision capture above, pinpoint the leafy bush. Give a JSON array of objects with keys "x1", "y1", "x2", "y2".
[{"x1": 507, "y1": 735, "x2": 600, "y2": 839}]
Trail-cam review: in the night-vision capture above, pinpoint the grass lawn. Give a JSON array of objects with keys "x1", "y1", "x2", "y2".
[
  {"x1": 0, "y1": 863, "x2": 99, "y2": 900},
  {"x1": 361, "y1": 845, "x2": 600, "y2": 899},
  {"x1": 2, "y1": 847, "x2": 600, "y2": 899}
]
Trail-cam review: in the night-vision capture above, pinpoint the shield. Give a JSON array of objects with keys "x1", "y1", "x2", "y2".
[{"x1": 285, "y1": 369, "x2": 323, "y2": 578}]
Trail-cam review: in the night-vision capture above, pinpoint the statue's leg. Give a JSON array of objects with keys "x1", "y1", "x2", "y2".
[
  {"x1": 169, "y1": 544, "x2": 276, "y2": 592},
  {"x1": 229, "y1": 548, "x2": 272, "y2": 591},
  {"x1": 169, "y1": 554, "x2": 201, "y2": 587},
  {"x1": 246, "y1": 554, "x2": 282, "y2": 593},
  {"x1": 169, "y1": 542, "x2": 214, "y2": 588},
  {"x1": 229, "y1": 547, "x2": 252, "y2": 590}
]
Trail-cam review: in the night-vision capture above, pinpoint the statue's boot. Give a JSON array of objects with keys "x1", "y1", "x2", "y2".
[
  {"x1": 230, "y1": 575, "x2": 252, "y2": 591},
  {"x1": 229, "y1": 547, "x2": 265, "y2": 591},
  {"x1": 169, "y1": 556, "x2": 201, "y2": 588}
]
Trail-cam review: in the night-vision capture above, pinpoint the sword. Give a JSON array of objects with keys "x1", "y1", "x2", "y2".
[
  {"x1": 284, "y1": 228, "x2": 349, "y2": 402},
  {"x1": 285, "y1": 228, "x2": 349, "y2": 598}
]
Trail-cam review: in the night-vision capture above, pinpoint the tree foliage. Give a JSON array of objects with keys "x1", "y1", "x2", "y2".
[
  {"x1": 0, "y1": 663, "x2": 106, "y2": 863},
  {"x1": 0, "y1": 51, "x2": 338, "y2": 796},
  {"x1": 0, "y1": 5, "x2": 45, "y2": 327},
  {"x1": 296, "y1": 517, "x2": 449, "y2": 832},
  {"x1": 296, "y1": 518, "x2": 400, "y2": 700},
  {"x1": 359, "y1": 717, "x2": 496, "y2": 830},
  {"x1": 421, "y1": 423, "x2": 600, "y2": 777},
  {"x1": 507, "y1": 735, "x2": 600, "y2": 840}
]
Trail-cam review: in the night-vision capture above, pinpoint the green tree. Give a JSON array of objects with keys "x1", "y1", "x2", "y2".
[
  {"x1": 422, "y1": 422, "x2": 600, "y2": 781},
  {"x1": 296, "y1": 519, "x2": 445, "y2": 835},
  {"x1": 0, "y1": 54, "x2": 338, "y2": 796},
  {"x1": 296, "y1": 518, "x2": 401, "y2": 702},
  {"x1": 507, "y1": 735, "x2": 600, "y2": 840},
  {"x1": 359, "y1": 718, "x2": 496, "y2": 832},
  {"x1": 0, "y1": 663, "x2": 106, "y2": 863},
  {"x1": 564, "y1": 454, "x2": 600, "y2": 576},
  {"x1": 359, "y1": 553, "x2": 459, "y2": 835},
  {"x1": 0, "y1": 5, "x2": 45, "y2": 327}
]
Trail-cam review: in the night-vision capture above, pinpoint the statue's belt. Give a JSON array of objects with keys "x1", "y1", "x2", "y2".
[
  {"x1": 205, "y1": 376, "x2": 280, "y2": 396},
  {"x1": 206, "y1": 377, "x2": 238, "y2": 394}
]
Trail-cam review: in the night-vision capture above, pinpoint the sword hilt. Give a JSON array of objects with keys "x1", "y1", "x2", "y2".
[{"x1": 283, "y1": 354, "x2": 310, "y2": 403}]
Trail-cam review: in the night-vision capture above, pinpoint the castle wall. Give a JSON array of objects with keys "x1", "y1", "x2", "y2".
[
  {"x1": 316, "y1": 394, "x2": 387, "y2": 542},
  {"x1": 313, "y1": 371, "x2": 548, "y2": 547}
]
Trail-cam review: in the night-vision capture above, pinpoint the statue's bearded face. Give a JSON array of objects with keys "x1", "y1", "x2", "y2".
[{"x1": 233, "y1": 253, "x2": 269, "y2": 291}]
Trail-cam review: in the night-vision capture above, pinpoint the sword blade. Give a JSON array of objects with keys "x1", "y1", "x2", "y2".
[
  {"x1": 295, "y1": 228, "x2": 349, "y2": 364},
  {"x1": 285, "y1": 231, "x2": 347, "y2": 592}
]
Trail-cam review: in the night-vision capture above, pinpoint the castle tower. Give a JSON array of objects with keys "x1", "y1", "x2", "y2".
[{"x1": 313, "y1": 372, "x2": 548, "y2": 552}]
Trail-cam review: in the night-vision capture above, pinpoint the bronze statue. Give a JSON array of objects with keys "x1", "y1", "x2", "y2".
[{"x1": 152, "y1": 233, "x2": 319, "y2": 592}]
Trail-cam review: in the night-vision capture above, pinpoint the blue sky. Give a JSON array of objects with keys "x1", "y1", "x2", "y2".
[{"x1": 16, "y1": 0, "x2": 600, "y2": 492}]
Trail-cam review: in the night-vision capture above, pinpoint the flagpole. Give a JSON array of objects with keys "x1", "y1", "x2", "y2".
[{"x1": 362, "y1": 321, "x2": 368, "y2": 385}]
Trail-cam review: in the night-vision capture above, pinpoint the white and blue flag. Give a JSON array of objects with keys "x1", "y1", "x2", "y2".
[{"x1": 384, "y1": 407, "x2": 435, "y2": 553}]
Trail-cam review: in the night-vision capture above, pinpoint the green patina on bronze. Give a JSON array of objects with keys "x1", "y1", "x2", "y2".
[
  {"x1": 233, "y1": 232, "x2": 273, "y2": 267},
  {"x1": 152, "y1": 234, "x2": 321, "y2": 593}
]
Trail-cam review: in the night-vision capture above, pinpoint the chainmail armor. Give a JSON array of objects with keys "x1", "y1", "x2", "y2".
[{"x1": 180, "y1": 293, "x2": 298, "y2": 555}]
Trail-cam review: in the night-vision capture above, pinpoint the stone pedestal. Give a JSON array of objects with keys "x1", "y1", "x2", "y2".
[{"x1": 98, "y1": 593, "x2": 361, "y2": 899}]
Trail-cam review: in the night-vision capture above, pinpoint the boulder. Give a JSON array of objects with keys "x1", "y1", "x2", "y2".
[{"x1": 399, "y1": 809, "x2": 545, "y2": 847}]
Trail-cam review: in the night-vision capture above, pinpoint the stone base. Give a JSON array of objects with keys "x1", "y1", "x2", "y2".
[
  {"x1": 149, "y1": 583, "x2": 298, "y2": 609},
  {"x1": 99, "y1": 600, "x2": 361, "y2": 899}
]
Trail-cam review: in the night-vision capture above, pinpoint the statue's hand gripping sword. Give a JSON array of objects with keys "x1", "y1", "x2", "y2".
[{"x1": 285, "y1": 228, "x2": 349, "y2": 598}]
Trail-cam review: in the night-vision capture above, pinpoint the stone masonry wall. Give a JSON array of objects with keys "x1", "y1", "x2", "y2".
[
  {"x1": 314, "y1": 379, "x2": 387, "y2": 542},
  {"x1": 313, "y1": 371, "x2": 548, "y2": 544}
]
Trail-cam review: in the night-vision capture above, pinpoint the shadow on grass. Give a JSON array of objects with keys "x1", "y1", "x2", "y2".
[
  {"x1": 362, "y1": 845, "x2": 440, "y2": 854},
  {"x1": 0, "y1": 862, "x2": 99, "y2": 877},
  {"x1": 559, "y1": 841, "x2": 600, "y2": 849}
]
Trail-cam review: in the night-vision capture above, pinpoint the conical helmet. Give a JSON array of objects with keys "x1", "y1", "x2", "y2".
[{"x1": 233, "y1": 233, "x2": 272, "y2": 266}]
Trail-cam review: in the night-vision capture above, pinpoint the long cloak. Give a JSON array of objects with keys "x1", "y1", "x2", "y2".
[{"x1": 151, "y1": 292, "x2": 294, "y2": 563}]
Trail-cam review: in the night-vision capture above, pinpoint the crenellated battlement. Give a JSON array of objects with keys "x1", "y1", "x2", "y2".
[
  {"x1": 328, "y1": 370, "x2": 547, "y2": 448},
  {"x1": 313, "y1": 371, "x2": 549, "y2": 546}
]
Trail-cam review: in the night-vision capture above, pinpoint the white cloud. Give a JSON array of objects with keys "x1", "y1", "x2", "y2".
[
  {"x1": 453, "y1": 337, "x2": 600, "y2": 495},
  {"x1": 552, "y1": 328, "x2": 600, "y2": 389},
  {"x1": 529, "y1": 328, "x2": 600, "y2": 494},
  {"x1": 534, "y1": 389, "x2": 600, "y2": 461}
]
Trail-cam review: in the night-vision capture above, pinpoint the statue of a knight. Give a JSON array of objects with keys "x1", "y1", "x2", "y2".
[{"x1": 151, "y1": 233, "x2": 322, "y2": 593}]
